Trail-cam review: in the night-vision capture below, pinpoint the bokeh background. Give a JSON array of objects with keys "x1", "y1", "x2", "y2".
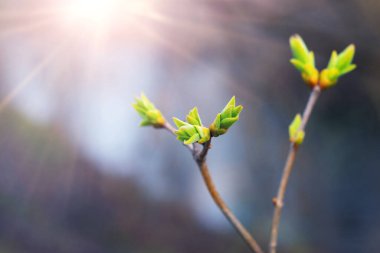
[{"x1": 0, "y1": 0, "x2": 379, "y2": 252}]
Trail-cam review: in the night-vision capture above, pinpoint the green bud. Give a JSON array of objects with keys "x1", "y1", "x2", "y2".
[
  {"x1": 320, "y1": 44, "x2": 356, "y2": 89},
  {"x1": 210, "y1": 96, "x2": 243, "y2": 137},
  {"x1": 289, "y1": 34, "x2": 319, "y2": 87},
  {"x1": 172, "y1": 107, "x2": 210, "y2": 145},
  {"x1": 132, "y1": 93, "x2": 165, "y2": 128},
  {"x1": 301, "y1": 64, "x2": 319, "y2": 87},
  {"x1": 319, "y1": 68, "x2": 340, "y2": 89},
  {"x1": 289, "y1": 114, "x2": 305, "y2": 145},
  {"x1": 173, "y1": 118, "x2": 210, "y2": 144}
]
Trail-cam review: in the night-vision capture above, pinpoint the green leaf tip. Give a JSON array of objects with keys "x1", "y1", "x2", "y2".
[
  {"x1": 290, "y1": 34, "x2": 311, "y2": 64},
  {"x1": 210, "y1": 96, "x2": 243, "y2": 137},
  {"x1": 289, "y1": 34, "x2": 319, "y2": 87},
  {"x1": 289, "y1": 114, "x2": 305, "y2": 145},
  {"x1": 173, "y1": 108, "x2": 210, "y2": 145},
  {"x1": 132, "y1": 93, "x2": 165, "y2": 128},
  {"x1": 225, "y1": 96, "x2": 236, "y2": 108},
  {"x1": 320, "y1": 44, "x2": 356, "y2": 89},
  {"x1": 173, "y1": 117, "x2": 187, "y2": 128},
  {"x1": 186, "y1": 107, "x2": 202, "y2": 126}
]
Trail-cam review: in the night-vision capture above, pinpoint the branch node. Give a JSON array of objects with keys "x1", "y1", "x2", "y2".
[{"x1": 272, "y1": 198, "x2": 283, "y2": 207}]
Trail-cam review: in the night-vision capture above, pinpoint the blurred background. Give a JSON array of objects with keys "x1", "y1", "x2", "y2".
[{"x1": 0, "y1": 0, "x2": 379, "y2": 252}]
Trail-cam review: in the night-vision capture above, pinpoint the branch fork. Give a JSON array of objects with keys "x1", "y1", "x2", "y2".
[{"x1": 134, "y1": 34, "x2": 356, "y2": 253}]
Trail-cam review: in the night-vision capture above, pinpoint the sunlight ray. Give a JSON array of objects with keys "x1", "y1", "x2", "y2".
[
  {"x1": 135, "y1": 18, "x2": 261, "y2": 103},
  {"x1": 134, "y1": 19, "x2": 197, "y2": 62},
  {"x1": 134, "y1": 21, "x2": 254, "y2": 101},
  {"x1": 145, "y1": 12, "x2": 259, "y2": 41},
  {"x1": 0, "y1": 18, "x2": 54, "y2": 38},
  {"x1": 0, "y1": 38, "x2": 71, "y2": 113},
  {"x1": 74, "y1": 23, "x2": 109, "y2": 91},
  {"x1": 0, "y1": 7, "x2": 59, "y2": 20},
  {"x1": 142, "y1": 9, "x2": 276, "y2": 46}
]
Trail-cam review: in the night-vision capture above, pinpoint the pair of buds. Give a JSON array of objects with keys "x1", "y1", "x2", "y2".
[{"x1": 290, "y1": 34, "x2": 356, "y2": 89}]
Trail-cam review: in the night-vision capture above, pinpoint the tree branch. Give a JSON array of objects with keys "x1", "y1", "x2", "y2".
[
  {"x1": 163, "y1": 123, "x2": 264, "y2": 253},
  {"x1": 196, "y1": 141, "x2": 264, "y2": 253},
  {"x1": 269, "y1": 86, "x2": 321, "y2": 253}
]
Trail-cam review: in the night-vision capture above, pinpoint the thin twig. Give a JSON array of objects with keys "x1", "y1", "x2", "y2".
[
  {"x1": 300, "y1": 86, "x2": 321, "y2": 130},
  {"x1": 163, "y1": 121, "x2": 177, "y2": 136},
  {"x1": 163, "y1": 122, "x2": 264, "y2": 253},
  {"x1": 269, "y1": 86, "x2": 321, "y2": 253},
  {"x1": 196, "y1": 141, "x2": 264, "y2": 253},
  {"x1": 269, "y1": 143, "x2": 298, "y2": 253}
]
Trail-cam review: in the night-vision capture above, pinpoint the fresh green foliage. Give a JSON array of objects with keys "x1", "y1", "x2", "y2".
[
  {"x1": 132, "y1": 95, "x2": 243, "y2": 144},
  {"x1": 210, "y1": 96, "x2": 243, "y2": 137},
  {"x1": 289, "y1": 34, "x2": 356, "y2": 89},
  {"x1": 132, "y1": 93, "x2": 165, "y2": 128},
  {"x1": 173, "y1": 107, "x2": 210, "y2": 144},
  {"x1": 131, "y1": 34, "x2": 359, "y2": 253},
  {"x1": 132, "y1": 35, "x2": 357, "y2": 147},
  {"x1": 320, "y1": 45, "x2": 356, "y2": 88},
  {"x1": 289, "y1": 114, "x2": 305, "y2": 145},
  {"x1": 289, "y1": 34, "x2": 319, "y2": 86}
]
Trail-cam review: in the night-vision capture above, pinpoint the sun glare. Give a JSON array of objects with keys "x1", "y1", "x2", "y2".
[
  {"x1": 62, "y1": 0, "x2": 150, "y2": 32},
  {"x1": 64, "y1": 0, "x2": 115, "y2": 29}
]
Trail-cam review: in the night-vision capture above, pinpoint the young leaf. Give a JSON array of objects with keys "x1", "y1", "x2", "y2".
[
  {"x1": 290, "y1": 34, "x2": 310, "y2": 64},
  {"x1": 289, "y1": 35, "x2": 319, "y2": 87},
  {"x1": 320, "y1": 44, "x2": 356, "y2": 89},
  {"x1": 184, "y1": 134, "x2": 200, "y2": 145},
  {"x1": 336, "y1": 44, "x2": 355, "y2": 71},
  {"x1": 173, "y1": 117, "x2": 187, "y2": 128}
]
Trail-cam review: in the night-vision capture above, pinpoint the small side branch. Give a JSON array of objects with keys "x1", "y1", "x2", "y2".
[
  {"x1": 163, "y1": 121, "x2": 177, "y2": 136},
  {"x1": 269, "y1": 86, "x2": 321, "y2": 253}
]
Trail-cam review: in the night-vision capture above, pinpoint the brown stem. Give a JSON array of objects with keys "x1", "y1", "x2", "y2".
[
  {"x1": 269, "y1": 143, "x2": 298, "y2": 253},
  {"x1": 163, "y1": 124, "x2": 264, "y2": 253},
  {"x1": 269, "y1": 86, "x2": 321, "y2": 253},
  {"x1": 196, "y1": 141, "x2": 264, "y2": 253},
  {"x1": 300, "y1": 86, "x2": 321, "y2": 130}
]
